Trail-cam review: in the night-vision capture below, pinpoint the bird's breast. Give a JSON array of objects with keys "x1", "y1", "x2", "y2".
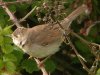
[{"x1": 22, "y1": 40, "x2": 62, "y2": 58}]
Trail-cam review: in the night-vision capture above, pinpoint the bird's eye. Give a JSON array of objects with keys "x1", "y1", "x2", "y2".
[{"x1": 13, "y1": 34, "x2": 20, "y2": 38}]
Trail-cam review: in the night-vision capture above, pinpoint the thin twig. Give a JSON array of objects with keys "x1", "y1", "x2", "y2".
[
  {"x1": 85, "y1": 21, "x2": 100, "y2": 35},
  {"x1": 34, "y1": 58, "x2": 49, "y2": 75},
  {"x1": 66, "y1": 36, "x2": 90, "y2": 72},
  {"x1": 0, "y1": 1, "x2": 35, "y2": 27},
  {"x1": 71, "y1": 31, "x2": 91, "y2": 45},
  {"x1": 55, "y1": 11, "x2": 90, "y2": 73},
  {"x1": 71, "y1": 31, "x2": 100, "y2": 47},
  {"x1": 0, "y1": 0, "x2": 30, "y2": 6},
  {"x1": 54, "y1": 4, "x2": 93, "y2": 73},
  {"x1": 71, "y1": 31, "x2": 100, "y2": 55},
  {"x1": 89, "y1": 51, "x2": 100, "y2": 75},
  {"x1": 19, "y1": 6, "x2": 37, "y2": 22},
  {"x1": 70, "y1": 30, "x2": 100, "y2": 75},
  {"x1": 52, "y1": 3, "x2": 99, "y2": 74},
  {"x1": 1, "y1": 4, "x2": 21, "y2": 27}
]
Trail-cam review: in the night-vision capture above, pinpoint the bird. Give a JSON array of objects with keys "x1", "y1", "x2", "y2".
[{"x1": 11, "y1": 4, "x2": 88, "y2": 58}]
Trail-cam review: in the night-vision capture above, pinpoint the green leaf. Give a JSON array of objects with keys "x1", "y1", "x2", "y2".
[
  {"x1": 21, "y1": 59, "x2": 39, "y2": 73},
  {"x1": 67, "y1": 0, "x2": 75, "y2": 3},
  {"x1": 71, "y1": 57, "x2": 79, "y2": 64},
  {"x1": 9, "y1": 5, "x2": 16, "y2": 12},
  {"x1": 0, "y1": 59, "x2": 4, "y2": 70},
  {"x1": 2, "y1": 44, "x2": 14, "y2": 54},
  {"x1": 74, "y1": 40, "x2": 92, "y2": 60},
  {"x1": 75, "y1": 40, "x2": 90, "y2": 52},
  {"x1": 96, "y1": 69, "x2": 100, "y2": 75},
  {"x1": 5, "y1": 61, "x2": 16, "y2": 73},
  {"x1": 0, "y1": 72, "x2": 11, "y2": 75},
  {"x1": 95, "y1": 35, "x2": 100, "y2": 43},
  {"x1": 3, "y1": 36, "x2": 12, "y2": 44},
  {"x1": 32, "y1": 1, "x2": 42, "y2": 8},
  {"x1": 17, "y1": 4, "x2": 29, "y2": 10},
  {"x1": 45, "y1": 59, "x2": 56, "y2": 72},
  {"x1": 3, "y1": 54, "x2": 17, "y2": 62},
  {"x1": 12, "y1": 50, "x2": 23, "y2": 65},
  {"x1": 88, "y1": 26, "x2": 98, "y2": 36},
  {"x1": 3, "y1": 25, "x2": 12, "y2": 35},
  {"x1": 85, "y1": 36, "x2": 95, "y2": 43},
  {"x1": 0, "y1": 35, "x2": 3, "y2": 45},
  {"x1": 0, "y1": 16, "x2": 6, "y2": 27},
  {"x1": 0, "y1": 8, "x2": 6, "y2": 16}
]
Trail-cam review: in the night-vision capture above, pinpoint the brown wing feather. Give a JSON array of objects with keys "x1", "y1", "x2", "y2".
[
  {"x1": 34, "y1": 24, "x2": 62, "y2": 46},
  {"x1": 26, "y1": 24, "x2": 62, "y2": 46}
]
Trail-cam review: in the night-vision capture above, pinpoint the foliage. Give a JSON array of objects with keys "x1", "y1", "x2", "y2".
[
  {"x1": 96, "y1": 69, "x2": 100, "y2": 75},
  {"x1": 21, "y1": 59, "x2": 39, "y2": 73}
]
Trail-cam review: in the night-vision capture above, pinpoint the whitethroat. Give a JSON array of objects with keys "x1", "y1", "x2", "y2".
[{"x1": 11, "y1": 4, "x2": 88, "y2": 58}]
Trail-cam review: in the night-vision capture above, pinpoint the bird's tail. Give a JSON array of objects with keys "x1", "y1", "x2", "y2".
[{"x1": 61, "y1": 4, "x2": 89, "y2": 30}]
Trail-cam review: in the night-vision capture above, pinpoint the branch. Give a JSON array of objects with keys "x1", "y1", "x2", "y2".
[
  {"x1": 65, "y1": 36, "x2": 90, "y2": 72},
  {"x1": 71, "y1": 31, "x2": 100, "y2": 56},
  {"x1": 71, "y1": 31, "x2": 90, "y2": 45},
  {"x1": 0, "y1": 0, "x2": 34, "y2": 27},
  {"x1": 34, "y1": 58, "x2": 49, "y2": 75},
  {"x1": 19, "y1": 6, "x2": 37, "y2": 22},
  {"x1": 85, "y1": 21, "x2": 100, "y2": 35},
  {"x1": 1, "y1": 4, "x2": 21, "y2": 27},
  {"x1": 55, "y1": 4, "x2": 99, "y2": 74},
  {"x1": 0, "y1": 0, "x2": 31, "y2": 6}
]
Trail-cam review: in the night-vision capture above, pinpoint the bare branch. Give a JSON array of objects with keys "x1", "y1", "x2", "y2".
[
  {"x1": 0, "y1": 0, "x2": 31, "y2": 6},
  {"x1": 85, "y1": 21, "x2": 100, "y2": 35},
  {"x1": 55, "y1": 4, "x2": 100, "y2": 74},
  {"x1": 34, "y1": 58, "x2": 49, "y2": 75},
  {"x1": 1, "y1": 4, "x2": 21, "y2": 27},
  {"x1": 54, "y1": 4, "x2": 90, "y2": 72},
  {"x1": 19, "y1": 6, "x2": 37, "y2": 22},
  {"x1": 65, "y1": 36, "x2": 90, "y2": 72},
  {"x1": 71, "y1": 31, "x2": 91, "y2": 45}
]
